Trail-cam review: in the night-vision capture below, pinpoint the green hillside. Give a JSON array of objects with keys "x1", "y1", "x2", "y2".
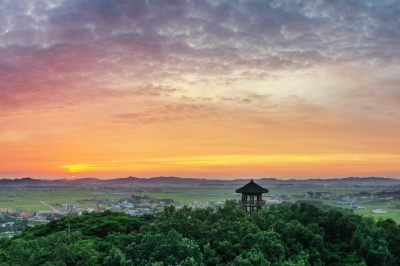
[{"x1": 0, "y1": 202, "x2": 399, "y2": 265}]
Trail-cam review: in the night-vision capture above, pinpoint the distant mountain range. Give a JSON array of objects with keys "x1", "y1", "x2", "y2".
[{"x1": 0, "y1": 176, "x2": 399, "y2": 187}]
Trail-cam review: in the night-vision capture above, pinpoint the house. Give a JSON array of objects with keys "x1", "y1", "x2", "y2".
[
  {"x1": 20, "y1": 212, "x2": 32, "y2": 218},
  {"x1": 265, "y1": 198, "x2": 280, "y2": 204},
  {"x1": 36, "y1": 210, "x2": 54, "y2": 216},
  {"x1": 85, "y1": 208, "x2": 94, "y2": 213},
  {"x1": 0, "y1": 222, "x2": 14, "y2": 227},
  {"x1": 121, "y1": 201, "x2": 134, "y2": 208},
  {"x1": 371, "y1": 209, "x2": 387, "y2": 214},
  {"x1": 0, "y1": 208, "x2": 12, "y2": 213},
  {"x1": 125, "y1": 209, "x2": 138, "y2": 215},
  {"x1": 93, "y1": 205, "x2": 103, "y2": 211}
]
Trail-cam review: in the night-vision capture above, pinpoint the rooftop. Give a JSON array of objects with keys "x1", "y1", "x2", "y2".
[{"x1": 235, "y1": 179, "x2": 269, "y2": 194}]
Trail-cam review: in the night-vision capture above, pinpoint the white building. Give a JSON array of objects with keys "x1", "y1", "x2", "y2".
[{"x1": 371, "y1": 209, "x2": 387, "y2": 214}]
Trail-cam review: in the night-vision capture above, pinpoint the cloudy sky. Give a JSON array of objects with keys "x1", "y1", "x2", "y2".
[{"x1": 1, "y1": 0, "x2": 400, "y2": 179}]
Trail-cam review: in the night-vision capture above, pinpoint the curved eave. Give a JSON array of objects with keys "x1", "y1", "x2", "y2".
[
  {"x1": 234, "y1": 189, "x2": 269, "y2": 194},
  {"x1": 235, "y1": 179, "x2": 269, "y2": 194}
]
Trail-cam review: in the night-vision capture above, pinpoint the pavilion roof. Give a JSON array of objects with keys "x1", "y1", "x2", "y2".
[{"x1": 235, "y1": 179, "x2": 269, "y2": 194}]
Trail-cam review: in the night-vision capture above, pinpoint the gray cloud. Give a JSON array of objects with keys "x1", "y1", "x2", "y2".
[
  {"x1": 3, "y1": 1, "x2": 400, "y2": 63},
  {"x1": 1, "y1": 0, "x2": 400, "y2": 113}
]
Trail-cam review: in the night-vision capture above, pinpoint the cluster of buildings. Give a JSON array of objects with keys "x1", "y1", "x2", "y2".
[
  {"x1": 123, "y1": 200, "x2": 230, "y2": 216},
  {"x1": 304, "y1": 191, "x2": 394, "y2": 202},
  {"x1": 2, "y1": 183, "x2": 397, "y2": 226},
  {"x1": 61, "y1": 197, "x2": 234, "y2": 216},
  {"x1": 0, "y1": 222, "x2": 14, "y2": 227},
  {"x1": 302, "y1": 191, "x2": 395, "y2": 213}
]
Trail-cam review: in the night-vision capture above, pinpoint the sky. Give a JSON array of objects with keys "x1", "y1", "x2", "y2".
[{"x1": 1, "y1": 0, "x2": 400, "y2": 180}]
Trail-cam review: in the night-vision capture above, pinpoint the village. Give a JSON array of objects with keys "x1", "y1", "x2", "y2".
[
  {"x1": 1, "y1": 188, "x2": 398, "y2": 224},
  {"x1": 0, "y1": 193, "x2": 231, "y2": 237}
]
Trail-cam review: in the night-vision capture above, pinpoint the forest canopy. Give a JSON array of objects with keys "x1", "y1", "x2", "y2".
[{"x1": 0, "y1": 201, "x2": 399, "y2": 266}]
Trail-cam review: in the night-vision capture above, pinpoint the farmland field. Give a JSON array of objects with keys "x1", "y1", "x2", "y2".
[
  {"x1": 1, "y1": 186, "x2": 399, "y2": 223},
  {"x1": 0, "y1": 188, "x2": 134, "y2": 211}
]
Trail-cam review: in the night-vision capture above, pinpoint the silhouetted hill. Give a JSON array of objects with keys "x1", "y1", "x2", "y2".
[{"x1": 0, "y1": 176, "x2": 399, "y2": 187}]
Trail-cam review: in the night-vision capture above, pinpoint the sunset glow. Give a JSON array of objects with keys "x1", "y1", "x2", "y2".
[{"x1": 1, "y1": 1, "x2": 400, "y2": 179}]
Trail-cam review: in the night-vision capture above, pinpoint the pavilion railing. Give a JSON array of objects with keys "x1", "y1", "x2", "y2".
[{"x1": 238, "y1": 200, "x2": 266, "y2": 206}]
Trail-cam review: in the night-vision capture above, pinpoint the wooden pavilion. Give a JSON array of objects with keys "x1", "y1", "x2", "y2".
[{"x1": 235, "y1": 179, "x2": 269, "y2": 215}]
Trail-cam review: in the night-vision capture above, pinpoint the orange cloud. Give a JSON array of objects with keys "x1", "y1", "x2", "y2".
[{"x1": 1, "y1": 1, "x2": 400, "y2": 179}]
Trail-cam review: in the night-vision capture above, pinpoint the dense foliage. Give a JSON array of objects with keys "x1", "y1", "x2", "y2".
[{"x1": 0, "y1": 202, "x2": 399, "y2": 265}]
